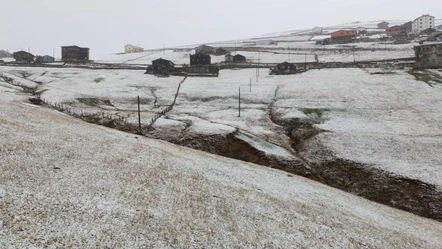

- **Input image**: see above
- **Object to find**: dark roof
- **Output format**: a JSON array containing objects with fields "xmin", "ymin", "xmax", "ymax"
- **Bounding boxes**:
[
  {"xmin": 277, "ymin": 61, "xmax": 295, "ymax": 66},
  {"xmin": 152, "ymin": 58, "xmax": 175, "ymax": 65},
  {"xmin": 196, "ymin": 44, "xmax": 214, "ymax": 49},
  {"xmin": 13, "ymin": 51, "xmax": 35, "ymax": 57},
  {"xmin": 61, "ymin": 45, "xmax": 90, "ymax": 50},
  {"xmin": 413, "ymin": 15, "xmax": 435, "ymax": 22}
]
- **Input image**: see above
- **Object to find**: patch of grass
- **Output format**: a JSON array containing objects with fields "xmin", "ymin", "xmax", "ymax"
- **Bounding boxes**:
[
  {"xmin": 94, "ymin": 77, "xmax": 105, "ymax": 83},
  {"xmin": 299, "ymin": 108, "xmax": 330, "ymax": 120},
  {"xmin": 77, "ymin": 98, "xmax": 114, "ymax": 107},
  {"xmin": 408, "ymin": 70, "xmax": 442, "ymax": 85}
]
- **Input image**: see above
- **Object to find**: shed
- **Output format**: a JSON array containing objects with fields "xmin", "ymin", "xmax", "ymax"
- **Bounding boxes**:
[
  {"xmin": 271, "ymin": 62, "xmax": 297, "ymax": 75},
  {"xmin": 225, "ymin": 54, "xmax": 234, "ymax": 62},
  {"xmin": 42, "ymin": 55, "xmax": 55, "ymax": 63}
]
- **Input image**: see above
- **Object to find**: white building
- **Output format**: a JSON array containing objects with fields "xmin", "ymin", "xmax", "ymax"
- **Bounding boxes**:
[
  {"xmin": 312, "ymin": 27, "xmax": 323, "ymax": 35},
  {"xmin": 412, "ymin": 14, "xmax": 435, "ymax": 34},
  {"xmin": 124, "ymin": 44, "xmax": 144, "ymax": 54}
]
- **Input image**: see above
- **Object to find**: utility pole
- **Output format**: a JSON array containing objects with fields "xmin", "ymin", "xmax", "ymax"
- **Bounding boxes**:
[
  {"xmin": 256, "ymin": 50, "xmax": 260, "ymax": 82},
  {"xmin": 305, "ymin": 53, "xmax": 307, "ymax": 70},
  {"xmin": 288, "ymin": 43, "xmax": 291, "ymax": 61},
  {"xmin": 353, "ymin": 49, "xmax": 356, "ymax": 64},
  {"xmin": 137, "ymin": 96, "xmax": 142, "ymax": 134},
  {"xmin": 238, "ymin": 87, "xmax": 241, "ymax": 117}
]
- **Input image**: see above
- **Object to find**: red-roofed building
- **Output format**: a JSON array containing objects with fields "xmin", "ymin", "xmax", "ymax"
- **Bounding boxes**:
[{"xmin": 331, "ymin": 30, "xmax": 357, "ymax": 43}]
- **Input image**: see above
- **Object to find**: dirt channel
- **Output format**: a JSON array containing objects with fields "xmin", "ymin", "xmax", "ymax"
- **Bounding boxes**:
[{"xmin": 28, "ymin": 97, "xmax": 442, "ymax": 223}]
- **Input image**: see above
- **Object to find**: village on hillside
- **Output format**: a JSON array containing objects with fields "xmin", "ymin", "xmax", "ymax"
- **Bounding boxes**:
[{"xmin": 1, "ymin": 14, "xmax": 441, "ymax": 76}]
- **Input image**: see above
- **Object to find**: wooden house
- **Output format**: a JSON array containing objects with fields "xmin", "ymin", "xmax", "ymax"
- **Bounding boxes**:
[
  {"xmin": 146, "ymin": 58, "xmax": 175, "ymax": 76},
  {"xmin": 195, "ymin": 45, "xmax": 215, "ymax": 54},
  {"xmin": 190, "ymin": 53, "xmax": 211, "ymax": 66},
  {"xmin": 13, "ymin": 51, "xmax": 35, "ymax": 63},
  {"xmin": 233, "ymin": 54, "xmax": 246, "ymax": 62},
  {"xmin": 225, "ymin": 54, "xmax": 234, "ymax": 62},
  {"xmin": 271, "ymin": 62, "xmax": 297, "ymax": 75},
  {"xmin": 403, "ymin": 21, "xmax": 413, "ymax": 33},
  {"xmin": 331, "ymin": 30, "xmax": 357, "ymax": 43},
  {"xmin": 387, "ymin": 25, "xmax": 405, "ymax": 36},
  {"xmin": 61, "ymin": 45, "xmax": 90, "ymax": 63},
  {"xmin": 214, "ymin": 47, "xmax": 229, "ymax": 56},
  {"xmin": 225, "ymin": 54, "xmax": 247, "ymax": 63},
  {"xmin": 377, "ymin": 21, "xmax": 389, "ymax": 29},
  {"xmin": 428, "ymin": 32, "xmax": 442, "ymax": 42}
]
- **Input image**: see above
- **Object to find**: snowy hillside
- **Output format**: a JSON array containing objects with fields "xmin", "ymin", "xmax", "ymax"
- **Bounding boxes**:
[
  {"xmin": 1, "ymin": 85, "xmax": 442, "ymax": 248},
  {"xmin": 2, "ymin": 66, "xmax": 442, "ymax": 192},
  {"xmin": 94, "ymin": 18, "xmax": 431, "ymax": 65}
]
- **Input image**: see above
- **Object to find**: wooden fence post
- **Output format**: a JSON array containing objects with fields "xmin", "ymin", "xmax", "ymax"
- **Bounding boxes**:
[{"xmin": 137, "ymin": 96, "xmax": 142, "ymax": 134}]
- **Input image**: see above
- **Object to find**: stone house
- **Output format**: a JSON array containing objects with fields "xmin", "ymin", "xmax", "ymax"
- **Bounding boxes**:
[{"xmin": 414, "ymin": 42, "xmax": 442, "ymax": 69}]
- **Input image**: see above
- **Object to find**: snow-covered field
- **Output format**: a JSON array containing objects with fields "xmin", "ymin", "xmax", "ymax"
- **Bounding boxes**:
[
  {"xmin": 94, "ymin": 41, "xmax": 416, "ymax": 65},
  {"xmin": 95, "ymin": 49, "xmax": 226, "ymax": 66},
  {"xmin": 2, "ymin": 66, "xmax": 442, "ymax": 191},
  {"xmin": 2, "ymin": 81, "xmax": 442, "ymax": 248}
]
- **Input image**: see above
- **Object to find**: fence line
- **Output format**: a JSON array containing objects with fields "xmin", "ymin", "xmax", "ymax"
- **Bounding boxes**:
[
  {"xmin": 38, "ymin": 96, "xmax": 132, "ymax": 130},
  {"xmin": 146, "ymin": 75, "xmax": 187, "ymax": 129}
]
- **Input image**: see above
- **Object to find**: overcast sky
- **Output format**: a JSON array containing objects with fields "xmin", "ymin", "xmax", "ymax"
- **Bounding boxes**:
[{"xmin": 1, "ymin": 0, "xmax": 441, "ymax": 57}]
